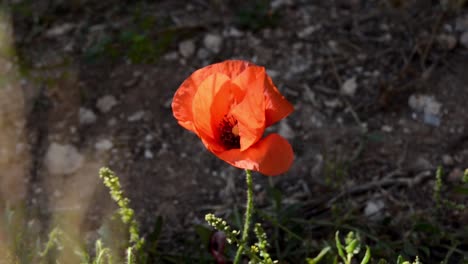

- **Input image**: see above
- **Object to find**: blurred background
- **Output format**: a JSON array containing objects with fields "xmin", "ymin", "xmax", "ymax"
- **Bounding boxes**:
[{"xmin": 0, "ymin": 0, "xmax": 468, "ymax": 263}]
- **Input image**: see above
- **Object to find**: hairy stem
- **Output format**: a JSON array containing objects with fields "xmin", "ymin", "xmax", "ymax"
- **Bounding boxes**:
[{"xmin": 233, "ymin": 169, "xmax": 254, "ymax": 264}]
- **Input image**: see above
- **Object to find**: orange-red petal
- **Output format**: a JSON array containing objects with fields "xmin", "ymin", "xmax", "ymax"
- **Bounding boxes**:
[
  {"xmin": 217, "ymin": 133, "xmax": 294, "ymax": 176},
  {"xmin": 210, "ymin": 81, "xmax": 243, "ymax": 139},
  {"xmin": 192, "ymin": 73, "xmax": 230, "ymax": 152},
  {"xmin": 231, "ymin": 66, "xmax": 266, "ymax": 150},
  {"xmin": 172, "ymin": 60, "xmax": 253, "ymax": 131},
  {"xmin": 264, "ymin": 76, "xmax": 294, "ymax": 126}
]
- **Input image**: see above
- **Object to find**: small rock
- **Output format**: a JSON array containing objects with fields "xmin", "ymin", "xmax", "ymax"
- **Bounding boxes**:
[
  {"xmin": 364, "ymin": 199, "xmax": 385, "ymax": 220},
  {"xmin": 437, "ymin": 34, "xmax": 457, "ymax": 50},
  {"xmin": 124, "ymin": 78, "xmax": 139, "ymax": 87},
  {"xmin": 323, "ymin": 98, "xmax": 342, "ymax": 108},
  {"xmin": 448, "ymin": 167, "xmax": 464, "ymax": 183},
  {"xmin": 224, "ymin": 27, "xmax": 244, "ymax": 38},
  {"xmin": 178, "ymin": 39, "xmax": 196, "ymax": 58},
  {"xmin": 163, "ymin": 51, "xmax": 178, "ymax": 61},
  {"xmin": 79, "ymin": 107, "xmax": 97, "ymax": 125},
  {"xmin": 460, "ymin": 31, "xmax": 468, "ymax": 49},
  {"xmin": 203, "ymin": 34, "xmax": 223, "ymax": 54},
  {"xmin": 96, "ymin": 95, "xmax": 118, "ymax": 113},
  {"xmin": 53, "ymin": 190, "xmax": 62, "ymax": 198},
  {"xmin": 197, "ymin": 48, "xmax": 210, "ymax": 60},
  {"xmin": 408, "ymin": 94, "xmax": 442, "ymax": 126},
  {"xmin": 107, "ymin": 118, "xmax": 117, "ymax": 127},
  {"xmin": 144, "ymin": 149, "xmax": 154, "ymax": 159},
  {"xmin": 270, "ymin": 0, "xmax": 293, "ymax": 10},
  {"xmin": 442, "ymin": 154, "xmax": 454, "ymax": 166},
  {"xmin": 381, "ymin": 125, "xmax": 393, "ymax": 133},
  {"xmin": 278, "ymin": 120, "xmax": 295, "ymax": 140},
  {"xmin": 423, "ymin": 114, "xmax": 441, "ymax": 127},
  {"xmin": 340, "ymin": 77, "xmax": 358, "ymax": 96},
  {"xmin": 128, "ymin": 111, "xmax": 145, "ymax": 122},
  {"xmin": 95, "ymin": 139, "xmax": 113, "ymax": 151},
  {"xmin": 297, "ymin": 25, "xmax": 320, "ymax": 38},
  {"xmin": 45, "ymin": 143, "xmax": 84, "ymax": 175},
  {"xmin": 410, "ymin": 156, "xmax": 432, "ymax": 171},
  {"xmin": 45, "ymin": 23, "xmax": 75, "ymax": 37},
  {"xmin": 266, "ymin": 69, "xmax": 279, "ymax": 79},
  {"xmin": 145, "ymin": 134, "xmax": 153, "ymax": 141}
]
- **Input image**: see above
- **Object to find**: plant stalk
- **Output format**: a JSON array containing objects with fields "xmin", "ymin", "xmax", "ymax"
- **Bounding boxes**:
[{"xmin": 233, "ymin": 169, "xmax": 254, "ymax": 264}]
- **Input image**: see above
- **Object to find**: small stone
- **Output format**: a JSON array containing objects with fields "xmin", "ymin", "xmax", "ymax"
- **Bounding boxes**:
[
  {"xmin": 408, "ymin": 94, "xmax": 442, "ymax": 126},
  {"xmin": 197, "ymin": 48, "xmax": 210, "ymax": 60},
  {"xmin": 270, "ymin": 0, "xmax": 293, "ymax": 9},
  {"xmin": 340, "ymin": 77, "xmax": 358, "ymax": 96},
  {"xmin": 381, "ymin": 125, "xmax": 393, "ymax": 132},
  {"xmin": 278, "ymin": 120, "xmax": 295, "ymax": 140},
  {"xmin": 163, "ymin": 51, "xmax": 178, "ymax": 61},
  {"xmin": 297, "ymin": 25, "xmax": 320, "ymax": 38},
  {"xmin": 323, "ymin": 98, "xmax": 342, "ymax": 108},
  {"xmin": 410, "ymin": 156, "xmax": 432, "ymax": 171},
  {"xmin": 96, "ymin": 95, "xmax": 118, "ymax": 113},
  {"xmin": 460, "ymin": 31, "xmax": 468, "ymax": 49},
  {"xmin": 128, "ymin": 111, "xmax": 145, "ymax": 122},
  {"xmin": 107, "ymin": 118, "xmax": 117, "ymax": 127},
  {"xmin": 144, "ymin": 149, "xmax": 153, "ymax": 159},
  {"xmin": 442, "ymin": 154, "xmax": 454, "ymax": 166},
  {"xmin": 45, "ymin": 23, "xmax": 75, "ymax": 37},
  {"xmin": 178, "ymin": 39, "xmax": 196, "ymax": 58},
  {"xmin": 437, "ymin": 34, "xmax": 457, "ymax": 50},
  {"xmin": 45, "ymin": 143, "xmax": 84, "ymax": 175},
  {"xmin": 53, "ymin": 190, "xmax": 62, "ymax": 198},
  {"xmin": 224, "ymin": 27, "xmax": 243, "ymax": 38},
  {"xmin": 79, "ymin": 107, "xmax": 97, "ymax": 125},
  {"xmin": 423, "ymin": 113, "xmax": 441, "ymax": 127},
  {"xmin": 95, "ymin": 139, "xmax": 113, "ymax": 151},
  {"xmin": 364, "ymin": 199, "xmax": 385, "ymax": 220},
  {"xmin": 203, "ymin": 34, "xmax": 223, "ymax": 54},
  {"xmin": 448, "ymin": 167, "xmax": 464, "ymax": 183}
]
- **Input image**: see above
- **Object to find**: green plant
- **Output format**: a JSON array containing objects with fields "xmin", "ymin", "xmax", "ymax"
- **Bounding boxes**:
[
  {"xmin": 99, "ymin": 167, "xmax": 145, "ymax": 263},
  {"xmin": 433, "ymin": 166, "xmax": 466, "ymax": 210}
]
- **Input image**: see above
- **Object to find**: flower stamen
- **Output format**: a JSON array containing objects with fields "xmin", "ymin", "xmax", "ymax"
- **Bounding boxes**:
[{"xmin": 219, "ymin": 115, "xmax": 240, "ymax": 149}]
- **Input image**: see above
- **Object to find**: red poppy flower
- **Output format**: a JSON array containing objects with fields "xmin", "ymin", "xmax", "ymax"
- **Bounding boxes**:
[{"xmin": 172, "ymin": 60, "xmax": 294, "ymax": 176}]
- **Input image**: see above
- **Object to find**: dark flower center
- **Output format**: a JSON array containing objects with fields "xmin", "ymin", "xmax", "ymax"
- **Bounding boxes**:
[{"xmin": 219, "ymin": 115, "xmax": 240, "ymax": 149}]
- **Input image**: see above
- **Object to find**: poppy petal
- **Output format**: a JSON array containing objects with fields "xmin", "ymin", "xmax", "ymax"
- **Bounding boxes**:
[
  {"xmin": 210, "ymin": 81, "xmax": 244, "ymax": 141},
  {"xmin": 172, "ymin": 69, "xmax": 214, "ymax": 131},
  {"xmin": 192, "ymin": 73, "xmax": 230, "ymax": 148},
  {"xmin": 217, "ymin": 134, "xmax": 294, "ymax": 176},
  {"xmin": 172, "ymin": 61, "xmax": 253, "ymax": 131},
  {"xmin": 231, "ymin": 67, "xmax": 266, "ymax": 151},
  {"xmin": 264, "ymin": 76, "xmax": 294, "ymax": 126}
]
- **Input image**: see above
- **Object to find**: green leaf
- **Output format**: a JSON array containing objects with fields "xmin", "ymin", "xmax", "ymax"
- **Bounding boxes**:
[
  {"xmin": 396, "ymin": 255, "xmax": 405, "ymax": 264},
  {"xmin": 306, "ymin": 246, "xmax": 331, "ymax": 264},
  {"xmin": 360, "ymin": 246, "xmax": 371, "ymax": 264},
  {"xmin": 335, "ymin": 231, "xmax": 346, "ymax": 260},
  {"xmin": 345, "ymin": 239, "xmax": 359, "ymax": 255}
]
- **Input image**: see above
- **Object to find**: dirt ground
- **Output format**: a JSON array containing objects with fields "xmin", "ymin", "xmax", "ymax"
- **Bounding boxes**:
[{"xmin": 1, "ymin": 0, "xmax": 468, "ymax": 261}]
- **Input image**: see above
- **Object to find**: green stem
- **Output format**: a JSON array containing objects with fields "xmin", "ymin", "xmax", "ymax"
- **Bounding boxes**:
[{"xmin": 233, "ymin": 169, "xmax": 254, "ymax": 264}]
